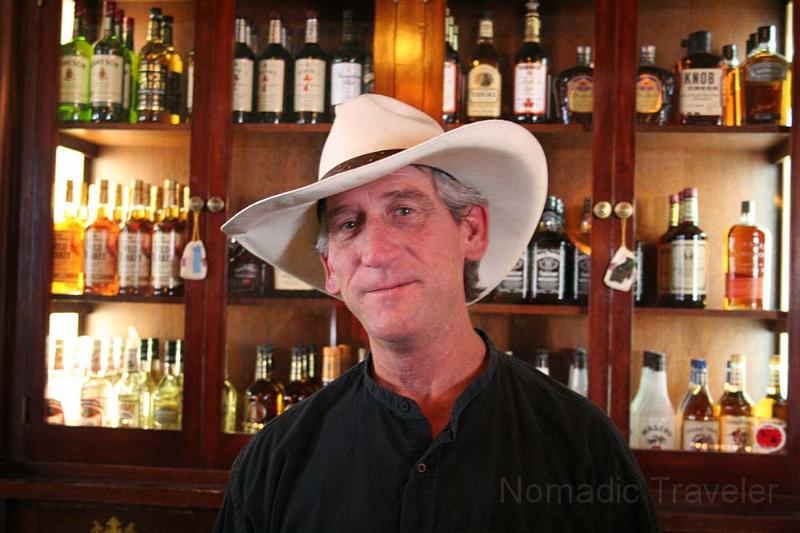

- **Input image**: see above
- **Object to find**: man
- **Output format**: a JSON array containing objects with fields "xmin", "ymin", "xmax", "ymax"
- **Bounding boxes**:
[{"xmin": 215, "ymin": 95, "xmax": 660, "ymax": 532}]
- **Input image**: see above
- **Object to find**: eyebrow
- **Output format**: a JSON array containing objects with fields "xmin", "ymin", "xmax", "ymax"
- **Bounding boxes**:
[{"xmin": 325, "ymin": 188, "xmax": 436, "ymax": 224}]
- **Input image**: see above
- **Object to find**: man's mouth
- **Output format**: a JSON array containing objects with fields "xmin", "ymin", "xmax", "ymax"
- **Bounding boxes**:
[{"xmin": 364, "ymin": 281, "xmax": 417, "ymax": 294}]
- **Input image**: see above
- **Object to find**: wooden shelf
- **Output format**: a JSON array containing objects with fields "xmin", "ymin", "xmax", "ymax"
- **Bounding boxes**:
[
  {"xmin": 51, "ymin": 294, "xmax": 184, "ymax": 305},
  {"xmin": 233, "ymin": 123, "xmax": 332, "ymax": 134},
  {"xmin": 59, "ymin": 123, "xmax": 190, "ymax": 149},
  {"xmin": 470, "ymin": 303, "xmax": 586, "ymax": 315},
  {"xmin": 227, "ymin": 294, "xmax": 336, "ymax": 307},
  {"xmin": 635, "ymin": 307, "xmax": 787, "ymax": 332},
  {"xmin": 637, "ymin": 124, "xmax": 790, "ymax": 154}
]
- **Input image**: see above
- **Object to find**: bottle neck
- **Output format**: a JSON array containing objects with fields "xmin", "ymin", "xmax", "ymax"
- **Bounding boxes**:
[
  {"xmin": 523, "ymin": 12, "xmax": 540, "ymax": 43},
  {"xmin": 125, "ymin": 22, "xmax": 134, "ymax": 50},
  {"xmin": 478, "ymin": 19, "xmax": 493, "ymax": 42},
  {"xmin": 73, "ymin": 7, "xmax": 84, "ymax": 40},
  {"xmin": 681, "ymin": 196, "xmax": 698, "ymax": 225},
  {"xmin": 767, "ymin": 362, "xmax": 782, "ymax": 397},
  {"xmin": 268, "ymin": 19, "xmax": 282, "ymax": 45},
  {"xmin": 305, "ymin": 18, "xmax": 319, "ymax": 44},
  {"xmin": 669, "ymin": 199, "xmax": 680, "ymax": 228},
  {"xmin": 164, "ymin": 24, "xmax": 174, "ymax": 47},
  {"xmin": 102, "ymin": 10, "xmax": 114, "ymax": 40},
  {"xmin": 640, "ymin": 52, "xmax": 655, "ymax": 66},
  {"xmin": 147, "ymin": 18, "xmax": 162, "ymax": 43},
  {"xmin": 124, "ymin": 347, "xmax": 139, "ymax": 373},
  {"xmin": 537, "ymin": 211, "xmax": 564, "ymax": 233},
  {"xmin": 739, "ymin": 208, "xmax": 755, "ymax": 226},
  {"xmin": 341, "ymin": 16, "xmax": 354, "ymax": 43},
  {"xmin": 235, "ymin": 20, "xmax": 247, "ymax": 45},
  {"xmin": 690, "ymin": 367, "xmax": 708, "ymax": 387},
  {"xmin": 728, "ymin": 363, "xmax": 745, "ymax": 392}
]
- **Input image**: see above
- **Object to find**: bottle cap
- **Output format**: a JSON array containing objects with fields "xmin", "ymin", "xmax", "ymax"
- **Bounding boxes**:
[
  {"xmin": 149, "ymin": 7, "xmax": 162, "ymax": 18},
  {"xmin": 769, "ymin": 354, "xmax": 781, "ymax": 365},
  {"xmin": 644, "ymin": 350, "xmax": 665, "ymax": 370},
  {"xmin": 757, "ymin": 25, "xmax": 776, "ymax": 44},
  {"xmin": 722, "ymin": 44, "xmax": 737, "ymax": 61},
  {"xmin": 682, "ymin": 187, "xmax": 698, "ymax": 198},
  {"xmin": 730, "ymin": 353, "xmax": 746, "ymax": 365},
  {"xmin": 573, "ymin": 348, "xmax": 587, "ymax": 365},
  {"xmin": 165, "ymin": 340, "xmax": 178, "ymax": 363},
  {"xmin": 690, "ymin": 31, "xmax": 712, "ymax": 53},
  {"xmin": 640, "ymin": 45, "xmax": 656, "ymax": 63},
  {"xmin": 690, "ymin": 358, "xmax": 707, "ymax": 370},
  {"xmin": 741, "ymin": 200, "xmax": 754, "ymax": 216}
]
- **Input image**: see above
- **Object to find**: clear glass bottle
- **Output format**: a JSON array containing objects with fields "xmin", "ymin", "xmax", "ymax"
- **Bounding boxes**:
[
  {"xmin": 722, "ymin": 44, "xmax": 742, "ymax": 127},
  {"xmin": 466, "ymin": 11, "xmax": 502, "ymax": 121},
  {"xmin": 118, "ymin": 180, "xmax": 153, "ymax": 295},
  {"xmin": 442, "ymin": 9, "xmax": 462, "ymax": 124},
  {"xmin": 233, "ymin": 17, "xmax": 255, "ymax": 123},
  {"xmin": 724, "ymin": 200, "xmax": 769, "ymax": 310},
  {"xmin": 330, "ymin": 10, "xmax": 364, "ymax": 112},
  {"xmin": 152, "ymin": 340, "xmax": 183, "ymax": 430},
  {"xmin": 567, "ymin": 348, "xmax": 588, "ymax": 397},
  {"xmin": 742, "ymin": 25, "xmax": 792, "ymax": 125},
  {"xmin": 753, "ymin": 355, "xmax": 787, "ymax": 454},
  {"xmin": 718, "ymin": 354, "xmax": 754, "ymax": 453},
  {"xmin": 137, "ymin": 7, "xmax": 170, "ymax": 123},
  {"xmin": 636, "ymin": 45, "xmax": 674, "ymax": 126},
  {"xmin": 529, "ymin": 196, "xmax": 574, "ymax": 304},
  {"xmin": 243, "ymin": 344, "xmax": 285, "ymax": 433},
  {"xmin": 84, "ymin": 179, "xmax": 120, "ymax": 296},
  {"xmin": 632, "ymin": 350, "xmax": 676, "ymax": 450},
  {"xmin": 669, "ymin": 187, "xmax": 707, "ymax": 308},
  {"xmin": 256, "ymin": 13, "xmax": 293, "ymax": 124},
  {"xmin": 90, "ymin": 1, "xmax": 125, "ymax": 122},
  {"xmin": 294, "ymin": 11, "xmax": 329, "ymax": 124},
  {"xmin": 513, "ymin": 1, "xmax": 548, "ymax": 123},
  {"xmin": 80, "ymin": 339, "xmax": 116, "ymax": 427},
  {"xmin": 52, "ymin": 180, "xmax": 85, "ymax": 295},
  {"xmin": 676, "ymin": 31, "xmax": 725, "ymax": 125},
  {"xmin": 115, "ymin": 338, "xmax": 144, "ymax": 428},
  {"xmin": 162, "ymin": 15, "xmax": 183, "ymax": 125},
  {"xmin": 135, "ymin": 338, "xmax": 159, "ymax": 429},
  {"xmin": 555, "ymin": 46, "xmax": 593, "ymax": 125},
  {"xmin": 680, "ymin": 359, "xmax": 718, "ymax": 451},
  {"xmin": 59, "ymin": 0, "xmax": 92, "ymax": 122}
]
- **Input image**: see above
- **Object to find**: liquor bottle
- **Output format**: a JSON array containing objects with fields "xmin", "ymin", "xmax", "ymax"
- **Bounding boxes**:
[
  {"xmin": 676, "ymin": 31, "xmax": 725, "ymax": 125},
  {"xmin": 228, "ymin": 237, "xmax": 268, "ymax": 294},
  {"xmin": 148, "ymin": 184, "xmax": 161, "ymax": 223},
  {"xmin": 322, "ymin": 346, "xmax": 337, "ymax": 385},
  {"xmin": 513, "ymin": 2, "xmax": 548, "ymax": 123},
  {"xmin": 114, "ymin": 8, "xmax": 131, "ymax": 122},
  {"xmin": 742, "ymin": 25, "xmax": 791, "ymax": 126},
  {"xmin": 656, "ymin": 193, "xmax": 680, "ymax": 306},
  {"xmin": 572, "ymin": 197, "xmax": 592, "ymax": 304},
  {"xmin": 555, "ymin": 46, "xmax": 593, "ymax": 125},
  {"xmin": 629, "ymin": 351, "xmax": 653, "ymax": 446},
  {"xmin": 529, "ymin": 196, "xmax": 574, "ymax": 304},
  {"xmin": 284, "ymin": 348, "xmax": 310, "ymax": 410},
  {"xmin": 753, "ymin": 355, "xmax": 788, "ymax": 454},
  {"xmin": 152, "ymin": 340, "xmax": 183, "ymax": 430},
  {"xmin": 632, "ymin": 350, "xmax": 676, "ymax": 450},
  {"xmin": 233, "ymin": 17, "xmax": 255, "ymax": 123},
  {"xmin": 123, "ymin": 15, "xmax": 137, "ymax": 123},
  {"xmin": 724, "ymin": 200, "xmax": 768, "ymax": 310},
  {"xmin": 718, "ymin": 354, "xmax": 754, "ymax": 452},
  {"xmin": 84, "ymin": 179, "xmax": 120, "ymax": 296},
  {"xmin": 45, "ymin": 339, "xmax": 68, "ymax": 424},
  {"xmin": 59, "ymin": 0, "xmax": 92, "ymax": 122},
  {"xmin": 91, "ymin": 1, "xmax": 125, "ymax": 122},
  {"xmin": 112, "ymin": 183, "xmax": 125, "ymax": 224},
  {"xmin": 256, "ymin": 13, "xmax": 293, "ymax": 124},
  {"xmin": 118, "ymin": 180, "xmax": 153, "ymax": 295},
  {"xmin": 567, "ymin": 348, "xmax": 588, "ymax": 397},
  {"xmin": 80, "ymin": 339, "xmax": 116, "ymax": 427},
  {"xmin": 151, "ymin": 180, "xmax": 185, "ymax": 296},
  {"xmin": 636, "ymin": 45, "xmax": 674, "ymax": 126},
  {"xmin": 52, "ymin": 180, "xmax": 85, "ymax": 295},
  {"xmin": 135, "ymin": 338, "xmax": 158, "ymax": 429},
  {"xmin": 330, "ymin": 10, "xmax": 364, "ymax": 112},
  {"xmin": 137, "ymin": 8, "xmax": 170, "ymax": 123},
  {"xmin": 221, "ymin": 372, "xmax": 238, "ymax": 433},
  {"xmin": 442, "ymin": 9, "xmax": 461, "ymax": 123},
  {"xmin": 305, "ymin": 345, "xmax": 322, "ymax": 391},
  {"xmin": 243, "ymin": 345, "xmax": 285, "ymax": 433},
  {"xmin": 186, "ymin": 50, "xmax": 195, "ymax": 121},
  {"xmin": 162, "ymin": 15, "xmax": 183, "ymax": 125},
  {"xmin": 722, "ymin": 44, "xmax": 742, "ymax": 127},
  {"xmin": 363, "ymin": 40, "xmax": 375, "ymax": 95},
  {"xmin": 534, "ymin": 348, "xmax": 549, "ymax": 375},
  {"xmin": 294, "ymin": 11, "xmax": 329, "ymax": 124},
  {"xmin": 115, "ymin": 338, "xmax": 143, "ymax": 428},
  {"xmin": 488, "ymin": 246, "xmax": 528, "ymax": 303},
  {"xmin": 466, "ymin": 11, "xmax": 501, "ymax": 121},
  {"xmin": 746, "ymin": 33, "xmax": 757, "ymax": 57},
  {"xmin": 681, "ymin": 359, "xmax": 718, "ymax": 451},
  {"xmin": 669, "ymin": 188, "xmax": 707, "ymax": 308}
]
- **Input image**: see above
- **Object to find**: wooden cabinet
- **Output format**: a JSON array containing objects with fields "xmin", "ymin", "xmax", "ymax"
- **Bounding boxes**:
[{"xmin": 1, "ymin": 0, "xmax": 799, "ymax": 531}]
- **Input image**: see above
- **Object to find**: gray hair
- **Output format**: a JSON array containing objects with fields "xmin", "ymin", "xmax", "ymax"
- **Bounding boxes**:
[{"xmin": 315, "ymin": 165, "xmax": 488, "ymax": 302}]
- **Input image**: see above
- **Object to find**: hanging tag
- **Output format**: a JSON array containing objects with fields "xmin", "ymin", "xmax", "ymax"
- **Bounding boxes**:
[
  {"xmin": 603, "ymin": 212, "xmax": 636, "ymax": 292},
  {"xmin": 181, "ymin": 210, "xmax": 207, "ymax": 280}
]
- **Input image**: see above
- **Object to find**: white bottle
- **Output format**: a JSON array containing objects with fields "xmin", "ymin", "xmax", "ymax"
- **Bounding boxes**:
[
  {"xmin": 567, "ymin": 348, "xmax": 588, "ymax": 396},
  {"xmin": 633, "ymin": 350, "xmax": 677, "ymax": 450},
  {"xmin": 629, "ymin": 351, "xmax": 653, "ymax": 446}
]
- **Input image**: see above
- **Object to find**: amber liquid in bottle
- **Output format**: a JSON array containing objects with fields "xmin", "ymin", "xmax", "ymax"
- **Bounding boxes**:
[
  {"xmin": 284, "ymin": 349, "xmax": 311, "ymax": 410},
  {"xmin": 753, "ymin": 355, "xmax": 788, "ymax": 454},
  {"xmin": 724, "ymin": 200, "xmax": 768, "ymax": 310},
  {"xmin": 243, "ymin": 345, "xmax": 285, "ymax": 433},
  {"xmin": 466, "ymin": 12, "xmax": 502, "ymax": 121},
  {"xmin": 636, "ymin": 45, "xmax": 674, "ymax": 126},
  {"xmin": 118, "ymin": 180, "xmax": 153, "ymax": 295},
  {"xmin": 722, "ymin": 44, "xmax": 742, "ymax": 126},
  {"xmin": 52, "ymin": 180, "xmax": 85, "ymax": 295},
  {"xmin": 84, "ymin": 179, "xmax": 120, "ymax": 295},
  {"xmin": 555, "ymin": 46, "xmax": 593, "ymax": 125},
  {"xmin": 717, "ymin": 354, "xmax": 754, "ymax": 453},
  {"xmin": 743, "ymin": 25, "xmax": 791, "ymax": 125},
  {"xmin": 151, "ymin": 180, "xmax": 185, "ymax": 296},
  {"xmin": 676, "ymin": 31, "xmax": 725, "ymax": 126},
  {"xmin": 681, "ymin": 359, "xmax": 718, "ymax": 451}
]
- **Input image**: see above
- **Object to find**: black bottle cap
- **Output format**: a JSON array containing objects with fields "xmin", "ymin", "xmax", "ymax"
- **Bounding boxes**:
[
  {"xmin": 149, "ymin": 7, "xmax": 162, "ymax": 18},
  {"xmin": 757, "ymin": 25, "xmax": 776, "ymax": 44},
  {"xmin": 644, "ymin": 350, "xmax": 665, "ymax": 371},
  {"xmin": 165, "ymin": 340, "xmax": 178, "ymax": 364},
  {"xmin": 722, "ymin": 44, "xmax": 737, "ymax": 61},
  {"xmin": 746, "ymin": 34, "xmax": 756, "ymax": 55},
  {"xmin": 690, "ymin": 31, "xmax": 712, "ymax": 54},
  {"xmin": 573, "ymin": 348, "xmax": 587, "ymax": 365}
]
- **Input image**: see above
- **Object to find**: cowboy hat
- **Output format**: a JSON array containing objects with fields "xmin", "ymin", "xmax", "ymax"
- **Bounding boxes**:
[{"xmin": 221, "ymin": 94, "xmax": 548, "ymax": 304}]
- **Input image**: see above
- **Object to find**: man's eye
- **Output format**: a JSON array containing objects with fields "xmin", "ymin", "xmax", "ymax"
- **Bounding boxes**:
[
  {"xmin": 396, "ymin": 207, "xmax": 414, "ymax": 216},
  {"xmin": 338, "ymin": 220, "xmax": 357, "ymax": 231}
]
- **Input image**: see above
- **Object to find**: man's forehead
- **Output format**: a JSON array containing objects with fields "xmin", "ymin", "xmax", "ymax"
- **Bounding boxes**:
[{"xmin": 324, "ymin": 166, "xmax": 436, "ymax": 208}]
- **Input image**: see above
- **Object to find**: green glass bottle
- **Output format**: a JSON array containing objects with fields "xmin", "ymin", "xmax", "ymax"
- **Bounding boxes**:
[
  {"xmin": 58, "ymin": 0, "xmax": 92, "ymax": 122},
  {"xmin": 123, "ymin": 14, "xmax": 138, "ymax": 123}
]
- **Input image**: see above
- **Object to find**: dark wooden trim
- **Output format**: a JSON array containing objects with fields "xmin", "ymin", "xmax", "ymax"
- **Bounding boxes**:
[
  {"xmin": 374, "ymin": 0, "xmax": 397, "ymax": 98},
  {"xmin": 57, "ymin": 132, "xmax": 100, "ymax": 158}
]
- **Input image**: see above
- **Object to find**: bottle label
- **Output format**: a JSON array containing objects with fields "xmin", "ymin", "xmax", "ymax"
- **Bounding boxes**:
[
  {"xmin": 574, "ymin": 250, "xmax": 590, "ymax": 297},
  {"xmin": 746, "ymin": 62, "xmax": 788, "ymax": 83},
  {"xmin": 443, "ymin": 61, "xmax": 458, "ymax": 114},
  {"xmin": 274, "ymin": 268, "xmax": 314, "ymax": 291},
  {"xmin": 118, "ymin": 230, "xmax": 152, "ymax": 289},
  {"xmin": 656, "ymin": 242, "xmax": 671, "ymax": 297},
  {"xmin": 305, "ymin": 19, "xmax": 318, "ymax": 44},
  {"xmin": 682, "ymin": 419, "xmax": 719, "ymax": 451},
  {"xmin": 719, "ymin": 415, "xmax": 753, "ymax": 452},
  {"xmin": 638, "ymin": 417, "xmax": 676, "ymax": 450},
  {"xmin": 679, "ymin": 68, "xmax": 723, "ymax": 116},
  {"xmin": 117, "ymin": 397, "xmax": 140, "ymax": 427},
  {"xmin": 670, "ymin": 240, "xmax": 707, "ymax": 295},
  {"xmin": 52, "ymin": 227, "xmax": 83, "ymax": 283},
  {"xmin": 566, "ymin": 74, "xmax": 593, "ymax": 113},
  {"xmin": 514, "ymin": 63, "xmax": 547, "ymax": 115},
  {"xmin": 138, "ymin": 61, "xmax": 167, "ymax": 112},
  {"xmin": 753, "ymin": 418, "xmax": 787, "ymax": 454},
  {"xmin": 123, "ymin": 61, "xmax": 131, "ymax": 111},
  {"xmin": 494, "ymin": 251, "xmax": 527, "ymax": 297},
  {"xmin": 46, "ymin": 398, "xmax": 65, "ymax": 425},
  {"xmin": 245, "ymin": 400, "xmax": 268, "ymax": 425},
  {"xmin": 154, "ymin": 406, "xmax": 179, "ymax": 426},
  {"xmin": 80, "ymin": 398, "xmax": 106, "ymax": 426},
  {"xmin": 187, "ymin": 62, "xmax": 195, "ymax": 112},
  {"xmin": 232, "ymin": 262, "xmax": 262, "ymax": 293},
  {"xmin": 60, "ymin": 55, "xmax": 90, "ymax": 105},
  {"xmin": 84, "ymin": 229, "xmax": 117, "ymax": 285},
  {"xmin": 152, "ymin": 231, "xmax": 183, "ymax": 290},
  {"xmin": 532, "ymin": 247, "xmax": 563, "ymax": 295},
  {"xmin": 166, "ymin": 70, "xmax": 182, "ymax": 116},
  {"xmin": 479, "ymin": 20, "xmax": 493, "ymax": 39},
  {"xmin": 636, "ymin": 73, "xmax": 663, "ymax": 113},
  {"xmin": 467, "ymin": 64, "xmax": 501, "ymax": 118},
  {"xmin": 294, "ymin": 58, "xmax": 326, "ymax": 113},
  {"xmin": 331, "ymin": 62, "xmax": 362, "ymax": 107},
  {"xmin": 258, "ymin": 59, "xmax": 285, "ymax": 113},
  {"xmin": 726, "ymin": 275, "xmax": 764, "ymax": 303},
  {"xmin": 233, "ymin": 58, "xmax": 254, "ymax": 112},
  {"xmin": 91, "ymin": 55, "xmax": 124, "ymax": 105}
]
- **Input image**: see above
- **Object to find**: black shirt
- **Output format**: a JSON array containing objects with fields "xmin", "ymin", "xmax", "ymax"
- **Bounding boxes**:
[{"xmin": 214, "ymin": 330, "xmax": 660, "ymax": 532}]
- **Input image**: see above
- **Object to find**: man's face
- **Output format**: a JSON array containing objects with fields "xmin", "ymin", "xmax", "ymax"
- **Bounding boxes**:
[{"xmin": 319, "ymin": 166, "xmax": 488, "ymax": 344}]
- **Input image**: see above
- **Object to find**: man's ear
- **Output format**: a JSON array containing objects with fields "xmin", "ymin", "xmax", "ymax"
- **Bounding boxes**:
[
  {"xmin": 320, "ymin": 253, "xmax": 342, "ymax": 296},
  {"xmin": 461, "ymin": 204, "xmax": 490, "ymax": 262}
]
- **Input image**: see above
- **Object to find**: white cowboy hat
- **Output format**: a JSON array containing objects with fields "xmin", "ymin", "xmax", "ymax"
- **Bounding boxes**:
[{"xmin": 221, "ymin": 94, "xmax": 548, "ymax": 304}]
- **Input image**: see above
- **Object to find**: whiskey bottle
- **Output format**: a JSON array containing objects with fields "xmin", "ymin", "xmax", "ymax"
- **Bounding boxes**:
[
  {"xmin": 466, "ymin": 12, "xmax": 502, "ymax": 121},
  {"xmin": 722, "ymin": 44, "xmax": 742, "ymax": 126},
  {"xmin": 114, "ymin": 338, "xmax": 144, "ymax": 428},
  {"xmin": 123, "ymin": 15, "xmax": 137, "ymax": 123},
  {"xmin": 746, "ymin": 33, "xmax": 757, "ymax": 57},
  {"xmin": 284, "ymin": 348, "xmax": 310, "ymax": 410},
  {"xmin": 91, "ymin": 1, "xmax": 126, "ymax": 122},
  {"xmin": 162, "ymin": 15, "xmax": 183, "ymax": 125},
  {"xmin": 135, "ymin": 337, "xmax": 158, "ymax": 429},
  {"xmin": 305, "ymin": 345, "xmax": 322, "ymax": 391},
  {"xmin": 330, "ymin": 10, "xmax": 364, "ymax": 112},
  {"xmin": 45, "ymin": 339, "xmax": 68, "ymax": 425},
  {"xmin": 221, "ymin": 372, "xmax": 238, "ymax": 433},
  {"xmin": 294, "ymin": 11, "xmax": 329, "ymax": 124},
  {"xmin": 84, "ymin": 179, "xmax": 120, "ymax": 296},
  {"xmin": 572, "ymin": 197, "xmax": 592, "ymax": 304},
  {"xmin": 567, "ymin": 348, "xmax": 588, "ymax": 397},
  {"xmin": 529, "ymin": 196, "xmax": 574, "ymax": 304},
  {"xmin": 52, "ymin": 180, "xmax": 85, "ymax": 295},
  {"xmin": 186, "ymin": 50, "xmax": 194, "ymax": 120},
  {"xmin": 555, "ymin": 46, "xmax": 593, "ymax": 125},
  {"xmin": 59, "ymin": 0, "xmax": 92, "ymax": 122},
  {"xmin": 442, "ymin": 9, "xmax": 461, "ymax": 124},
  {"xmin": 488, "ymin": 245, "xmax": 528, "ymax": 303},
  {"xmin": 152, "ymin": 340, "xmax": 183, "ymax": 430},
  {"xmin": 681, "ymin": 359, "xmax": 718, "ymax": 451},
  {"xmin": 256, "ymin": 13, "xmax": 293, "ymax": 124},
  {"xmin": 725, "ymin": 200, "xmax": 769, "ymax": 310},
  {"xmin": 743, "ymin": 25, "xmax": 791, "ymax": 126},
  {"xmin": 118, "ymin": 180, "xmax": 153, "ymax": 295},
  {"xmin": 656, "ymin": 193, "xmax": 680, "ymax": 306},
  {"xmin": 233, "ymin": 17, "xmax": 255, "ymax": 124},
  {"xmin": 669, "ymin": 188, "xmax": 707, "ymax": 308},
  {"xmin": 243, "ymin": 344, "xmax": 285, "ymax": 433},
  {"xmin": 718, "ymin": 354, "xmax": 754, "ymax": 452},
  {"xmin": 636, "ymin": 45, "xmax": 674, "ymax": 126},
  {"xmin": 228, "ymin": 237, "xmax": 268, "ymax": 294},
  {"xmin": 632, "ymin": 350, "xmax": 676, "ymax": 450},
  {"xmin": 115, "ymin": 9, "xmax": 131, "ymax": 121},
  {"xmin": 137, "ymin": 8, "xmax": 170, "ymax": 123},
  {"xmin": 676, "ymin": 31, "xmax": 725, "ymax": 125},
  {"xmin": 629, "ymin": 351, "xmax": 653, "ymax": 446},
  {"xmin": 322, "ymin": 346, "xmax": 339, "ymax": 385},
  {"xmin": 80, "ymin": 339, "xmax": 116, "ymax": 427},
  {"xmin": 753, "ymin": 355, "xmax": 787, "ymax": 454},
  {"xmin": 534, "ymin": 348, "xmax": 549, "ymax": 375},
  {"xmin": 513, "ymin": 1, "xmax": 548, "ymax": 123},
  {"xmin": 151, "ymin": 180, "xmax": 185, "ymax": 296}
]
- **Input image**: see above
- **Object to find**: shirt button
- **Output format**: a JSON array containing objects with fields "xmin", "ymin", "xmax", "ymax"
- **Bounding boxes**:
[{"xmin": 417, "ymin": 463, "xmax": 427, "ymax": 473}]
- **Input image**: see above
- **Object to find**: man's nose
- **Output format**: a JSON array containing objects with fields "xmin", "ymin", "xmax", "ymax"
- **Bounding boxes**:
[{"xmin": 356, "ymin": 215, "xmax": 403, "ymax": 268}]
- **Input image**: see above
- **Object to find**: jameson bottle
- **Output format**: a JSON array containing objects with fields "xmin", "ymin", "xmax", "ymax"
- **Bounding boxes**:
[
  {"xmin": 91, "ymin": 1, "xmax": 126, "ymax": 122},
  {"xmin": 718, "ymin": 354, "xmax": 754, "ymax": 453},
  {"xmin": 294, "ymin": 11, "xmax": 329, "ymax": 124},
  {"xmin": 529, "ymin": 196, "xmax": 574, "ymax": 304},
  {"xmin": 725, "ymin": 200, "xmax": 768, "ymax": 310},
  {"xmin": 135, "ymin": 337, "xmax": 159, "ymax": 429},
  {"xmin": 555, "ymin": 46, "xmax": 593, "ymax": 125},
  {"xmin": 80, "ymin": 339, "xmax": 115, "ymax": 427},
  {"xmin": 118, "ymin": 180, "xmax": 153, "ymax": 295},
  {"xmin": 636, "ymin": 45, "xmax": 674, "ymax": 126},
  {"xmin": 466, "ymin": 12, "xmax": 501, "ymax": 121},
  {"xmin": 115, "ymin": 338, "xmax": 143, "ymax": 428},
  {"xmin": 513, "ymin": 1, "xmax": 548, "ymax": 123},
  {"xmin": 137, "ymin": 8, "xmax": 170, "ymax": 123},
  {"xmin": 243, "ymin": 345, "xmax": 285, "ymax": 433},
  {"xmin": 233, "ymin": 17, "xmax": 255, "ymax": 123},
  {"xmin": 59, "ymin": 0, "xmax": 92, "ymax": 122},
  {"xmin": 669, "ymin": 188, "xmax": 706, "ymax": 308},
  {"xmin": 442, "ymin": 9, "xmax": 462, "ymax": 123},
  {"xmin": 330, "ymin": 10, "xmax": 364, "ymax": 112},
  {"xmin": 681, "ymin": 359, "xmax": 718, "ymax": 451},
  {"xmin": 632, "ymin": 350, "xmax": 676, "ymax": 450},
  {"xmin": 152, "ymin": 340, "xmax": 183, "ymax": 430},
  {"xmin": 742, "ymin": 25, "xmax": 791, "ymax": 125},
  {"xmin": 257, "ymin": 13, "xmax": 293, "ymax": 123},
  {"xmin": 677, "ymin": 31, "xmax": 725, "ymax": 125},
  {"xmin": 753, "ymin": 355, "xmax": 788, "ymax": 454}
]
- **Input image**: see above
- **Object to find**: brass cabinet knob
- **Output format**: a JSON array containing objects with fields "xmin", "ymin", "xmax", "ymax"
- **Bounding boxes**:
[
  {"xmin": 206, "ymin": 197, "xmax": 226, "ymax": 213},
  {"xmin": 614, "ymin": 201, "xmax": 634, "ymax": 219},
  {"xmin": 189, "ymin": 196, "xmax": 205, "ymax": 212},
  {"xmin": 593, "ymin": 201, "xmax": 612, "ymax": 219}
]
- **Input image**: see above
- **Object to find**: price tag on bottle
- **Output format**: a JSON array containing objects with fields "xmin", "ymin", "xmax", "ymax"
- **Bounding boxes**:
[{"xmin": 180, "ymin": 210, "xmax": 207, "ymax": 280}]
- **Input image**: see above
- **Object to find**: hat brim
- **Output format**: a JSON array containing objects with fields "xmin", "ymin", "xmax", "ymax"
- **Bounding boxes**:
[{"xmin": 221, "ymin": 120, "xmax": 548, "ymax": 305}]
